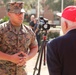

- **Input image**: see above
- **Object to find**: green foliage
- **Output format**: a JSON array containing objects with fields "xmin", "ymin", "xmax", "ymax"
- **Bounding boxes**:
[
  {"xmin": 47, "ymin": 32, "xmax": 59, "ymax": 40},
  {"xmin": 0, "ymin": 16, "xmax": 9, "ymax": 24},
  {"xmin": 23, "ymin": 21, "xmax": 29, "ymax": 25},
  {"xmin": 2, "ymin": 16, "xmax": 9, "ymax": 22},
  {"xmin": 3, "ymin": 0, "xmax": 10, "ymax": 4},
  {"xmin": 39, "ymin": 31, "xmax": 60, "ymax": 42},
  {"xmin": 64, "ymin": 0, "xmax": 74, "ymax": 8},
  {"xmin": 46, "ymin": 0, "xmax": 74, "ymax": 12}
]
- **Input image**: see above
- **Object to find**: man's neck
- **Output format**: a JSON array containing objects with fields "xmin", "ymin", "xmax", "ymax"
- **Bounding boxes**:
[{"xmin": 10, "ymin": 21, "xmax": 22, "ymax": 27}]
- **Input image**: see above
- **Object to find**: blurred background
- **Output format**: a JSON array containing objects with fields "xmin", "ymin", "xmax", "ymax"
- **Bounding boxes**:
[
  {"xmin": 0, "ymin": 0, "xmax": 75, "ymax": 38},
  {"xmin": 0, "ymin": 0, "xmax": 75, "ymax": 23}
]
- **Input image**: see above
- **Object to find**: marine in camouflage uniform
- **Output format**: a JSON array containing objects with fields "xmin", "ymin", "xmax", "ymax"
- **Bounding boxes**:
[{"xmin": 0, "ymin": 1, "xmax": 38, "ymax": 75}]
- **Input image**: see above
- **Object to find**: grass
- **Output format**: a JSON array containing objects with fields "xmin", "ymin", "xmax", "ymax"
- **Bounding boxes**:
[{"xmin": 23, "ymin": 21, "xmax": 29, "ymax": 25}]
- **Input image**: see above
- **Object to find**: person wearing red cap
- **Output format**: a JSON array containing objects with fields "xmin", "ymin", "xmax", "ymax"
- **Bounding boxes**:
[{"xmin": 47, "ymin": 6, "xmax": 76, "ymax": 75}]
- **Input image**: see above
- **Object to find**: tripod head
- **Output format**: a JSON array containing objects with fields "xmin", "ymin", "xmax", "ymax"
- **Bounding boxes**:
[{"xmin": 42, "ymin": 30, "xmax": 47, "ymax": 41}]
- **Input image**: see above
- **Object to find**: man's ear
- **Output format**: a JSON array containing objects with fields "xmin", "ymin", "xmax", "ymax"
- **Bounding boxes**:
[
  {"xmin": 64, "ymin": 21, "xmax": 68, "ymax": 30},
  {"xmin": 62, "ymin": 21, "xmax": 68, "ymax": 34}
]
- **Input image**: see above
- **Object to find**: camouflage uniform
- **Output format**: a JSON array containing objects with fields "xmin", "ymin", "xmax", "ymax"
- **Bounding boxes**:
[
  {"xmin": 0, "ymin": 2, "xmax": 38, "ymax": 75},
  {"xmin": 0, "ymin": 21, "xmax": 37, "ymax": 75}
]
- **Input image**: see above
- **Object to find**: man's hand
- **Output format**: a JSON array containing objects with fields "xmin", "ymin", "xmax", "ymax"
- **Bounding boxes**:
[
  {"xmin": 10, "ymin": 52, "xmax": 25, "ymax": 65},
  {"xmin": 17, "ymin": 51, "xmax": 29, "ymax": 66}
]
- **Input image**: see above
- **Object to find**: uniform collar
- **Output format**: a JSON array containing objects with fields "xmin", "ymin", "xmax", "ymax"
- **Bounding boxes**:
[{"xmin": 8, "ymin": 21, "xmax": 26, "ymax": 34}]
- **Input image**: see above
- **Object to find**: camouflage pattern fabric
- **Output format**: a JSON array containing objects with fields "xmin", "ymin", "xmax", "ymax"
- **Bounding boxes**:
[
  {"xmin": 0, "ymin": 21, "xmax": 38, "ymax": 75},
  {"xmin": 6, "ymin": 2, "xmax": 25, "ymax": 13}
]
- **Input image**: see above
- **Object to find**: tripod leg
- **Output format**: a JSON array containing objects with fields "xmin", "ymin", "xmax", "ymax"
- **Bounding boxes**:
[
  {"xmin": 33, "ymin": 47, "xmax": 42, "ymax": 75},
  {"xmin": 43, "ymin": 41, "xmax": 47, "ymax": 65},
  {"xmin": 33, "ymin": 40, "xmax": 47, "ymax": 75},
  {"xmin": 37, "ymin": 41, "xmax": 44, "ymax": 75}
]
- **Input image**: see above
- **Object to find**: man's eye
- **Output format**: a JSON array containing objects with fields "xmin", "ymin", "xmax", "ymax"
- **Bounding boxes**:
[{"xmin": 16, "ymin": 13, "xmax": 23, "ymax": 15}]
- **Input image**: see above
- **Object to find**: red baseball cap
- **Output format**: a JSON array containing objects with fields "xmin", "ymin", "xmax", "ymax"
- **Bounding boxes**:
[{"xmin": 62, "ymin": 6, "xmax": 76, "ymax": 22}]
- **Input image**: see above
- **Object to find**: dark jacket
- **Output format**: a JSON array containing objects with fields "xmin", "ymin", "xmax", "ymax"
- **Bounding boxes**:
[{"xmin": 47, "ymin": 29, "xmax": 76, "ymax": 75}]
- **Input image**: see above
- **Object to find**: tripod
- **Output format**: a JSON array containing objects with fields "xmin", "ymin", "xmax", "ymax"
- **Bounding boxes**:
[{"xmin": 33, "ymin": 31, "xmax": 48, "ymax": 75}]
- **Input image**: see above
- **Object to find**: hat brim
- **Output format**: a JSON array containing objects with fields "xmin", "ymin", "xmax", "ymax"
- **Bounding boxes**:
[
  {"xmin": 21, "ymin": 8, "xmax": 25, "ymax": 13},
  {"xmin": 56, "ymin": 12, "xmax": 62, "ymax": 17}
]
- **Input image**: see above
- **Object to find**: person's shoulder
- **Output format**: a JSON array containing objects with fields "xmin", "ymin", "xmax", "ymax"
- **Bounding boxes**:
[
  {"xmin": 29, "ymin": 21, "xmax": 35, "ymax": 27},
  {"xmin": 47, "ymin": 35, "xmax": 65, "ymax": 45},
  {"xmin": 23, "ymin": 24, "xmax": 32, "ymax": 30},
  {"xmin": 23, "ymin": 24, "xmax": 35, "ymax": 36},
  {"xmin": 23, "ymin": 24, "xmax": 34, "ymax": 32}
]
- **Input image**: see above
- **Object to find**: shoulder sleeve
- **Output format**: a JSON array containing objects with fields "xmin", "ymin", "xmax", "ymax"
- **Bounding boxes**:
[
  {"xmin": 24, "ymin": 25, "xmax": 38, "ymax": 48},
  {"xmin": 30, "ymin": 29, "xmax": 38, "ymax": 48}
]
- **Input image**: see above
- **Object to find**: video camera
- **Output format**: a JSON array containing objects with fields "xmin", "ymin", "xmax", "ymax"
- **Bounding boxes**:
[{"xmin": 38, "ymin": 16, "xmax": 50, "ymax": 31}]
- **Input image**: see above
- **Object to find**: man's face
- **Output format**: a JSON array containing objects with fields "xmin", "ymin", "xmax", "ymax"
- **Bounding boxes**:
[
  {"xmin": 8, "ymin": 12, "xmax": 24, "ymax": 26},
  {"xmin": 31, "ymin": 15, "xmax": 35, "ymax": 21}
]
